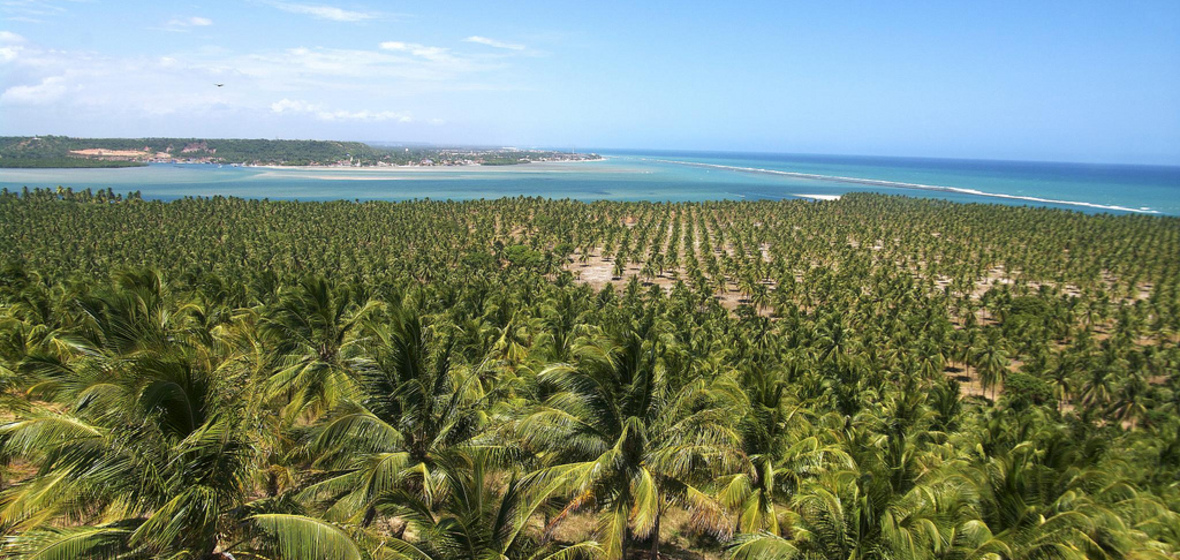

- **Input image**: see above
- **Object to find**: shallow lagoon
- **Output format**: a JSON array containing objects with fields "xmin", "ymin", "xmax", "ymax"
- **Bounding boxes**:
[{"xmin": 2, "ymin": 150, "xmax": 1177, "ymax": 216}]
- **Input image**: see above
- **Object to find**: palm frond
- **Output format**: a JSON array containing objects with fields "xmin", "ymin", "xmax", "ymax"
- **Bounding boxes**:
[
  {"xmin": 248, "ymin": 513, "xmax": 364, "ymax": 560},
  {"xmin": 0, "ymin": 414, "xmax": 102, "ymax": 459},
  {"xmin": 2, "ymin": 525, "xmax": 132, "ymax": 560},
  {"xmin": 728, "ymin": 532, "xmax": 801, "ymax": 560}
]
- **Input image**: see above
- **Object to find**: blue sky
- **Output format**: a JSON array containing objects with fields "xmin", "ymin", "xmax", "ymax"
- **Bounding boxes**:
[{"xmin": 1, "ymin": 1, "xmax": 1178, "ymax": 164}]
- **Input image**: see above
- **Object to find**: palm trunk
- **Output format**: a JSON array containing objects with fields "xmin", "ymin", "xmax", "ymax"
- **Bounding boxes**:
[{"xmin": 649, "ymin": 509, "xmax": 661, "ymax": 560}]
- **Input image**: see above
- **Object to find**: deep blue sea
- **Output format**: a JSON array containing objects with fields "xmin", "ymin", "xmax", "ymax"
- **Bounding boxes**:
[{"xmin": 2, "ymin": 150, "xmax": 1177, "ymax": 216}]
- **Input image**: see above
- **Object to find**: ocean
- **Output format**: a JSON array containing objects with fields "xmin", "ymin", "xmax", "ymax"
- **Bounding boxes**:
[{"xmin": 2, "ymin": 150, "xmax": 1177, "ymax": 216}]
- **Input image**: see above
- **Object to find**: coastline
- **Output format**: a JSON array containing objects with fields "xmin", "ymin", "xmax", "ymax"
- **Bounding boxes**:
[
  {"xmin": 246, "ymin": 156, "xmax": 608, "ymax": 172},
  {"xmin": 647, "ymin": 158, "xmax": 1162, "ymax": 215}
]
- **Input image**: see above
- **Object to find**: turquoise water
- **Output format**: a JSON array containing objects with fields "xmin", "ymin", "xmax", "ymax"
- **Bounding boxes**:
[{"xmin": 1, "ymin": 150, "xmax": 1177, "ymax": 215}]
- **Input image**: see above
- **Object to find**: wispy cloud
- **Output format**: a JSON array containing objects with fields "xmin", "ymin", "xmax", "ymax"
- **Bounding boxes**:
[
  {"xmin": 171, "ymin": 16, "xmax": 212, "ymax": 27},
  {"xmin": 237, "ymin": 44, "xmax": 494, "ymax": 83},
  {"xmin": 158, "ymin": 16, "xmax": 213, "ymax": 32},
  {"xmin": 378, "ymin": 41, "xmax": 459, "ymax": 64},
  {"xmin": 463, "ymin": 36, "xmax": 525, "ymax": 51},
  {"xmin": 2, "ymin": 0, "xmax": 82, "ymax": 23},
  {"xmin": 271, "ymin": 98, "xmax": 412, "ymax": 122},
  {"xmin": 266, "ymin": 1, "xmax": 380, "ymax": 22}
]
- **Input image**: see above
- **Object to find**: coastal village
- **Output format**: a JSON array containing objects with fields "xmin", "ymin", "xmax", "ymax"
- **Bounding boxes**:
[{"xmin": 62, "ymin": 141, "xmax": 600, "ymax": 167}]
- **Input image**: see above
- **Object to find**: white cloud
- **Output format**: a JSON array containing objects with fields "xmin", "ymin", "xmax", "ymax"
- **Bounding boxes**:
[
  {"xmin": 160, "ymin": 16, "xmax": 213, "ymax": 31},
  {"xmin": 1, "ymin": 0, "xmax": 80, "ymax": 22},
  {"xmin": 1, "ymin": 75, "xmax": 66, "ymax": 104},
  {"xmin": 267, "ymin": 1, "xmax": 379, "ymax": 22},
  {"xmin": 378, "ymin": 41, "xmax": 456, "ymax": 63},
  {"xmin": 463, "ymin": 36, "xmax": 525, "ymax": 51},
  {"xmin": 271, "ymin": 98, "xmax": 318, "ymax": 113},
  {"xmin": 0, "ymin": 37, "xmax": 524, "ymax": 133},
  {"xmin": 320, "ymin": 109, "xmax": 412, "ymax": 122},
  {"xmin": 179, "ymin": 16, "xmax": 213, "ymax": 26},
  {"xmin": 0, "ymin": 32, "xmax": 23, "ymax": 63},
  {"xmin": 271, "ymin": 97, "xmax": 412, "ymax": 122},
  {"xmin": 0, "ymin": 47, "xmax": 238, "ymax": 116}
]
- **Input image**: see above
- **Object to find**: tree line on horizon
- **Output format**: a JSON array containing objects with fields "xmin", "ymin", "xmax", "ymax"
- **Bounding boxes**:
[
  {"xmin": 0, "ymin": 136, "xmax": 596, "ymax": 168},
  {"xmin": 0, "ymin": 190, "xmax": 1178, "ymax": 560}
]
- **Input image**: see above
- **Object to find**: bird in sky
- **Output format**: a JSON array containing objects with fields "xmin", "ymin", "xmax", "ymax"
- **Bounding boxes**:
[{"xmin": 214, "ymin": 83, "xmax": 224, "ymax": 87}]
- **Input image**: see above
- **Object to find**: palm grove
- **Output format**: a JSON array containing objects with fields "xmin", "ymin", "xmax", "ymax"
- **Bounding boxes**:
[{"xmin": 1, "ymin": 189, "xmax": 1178, "ymax": 560}]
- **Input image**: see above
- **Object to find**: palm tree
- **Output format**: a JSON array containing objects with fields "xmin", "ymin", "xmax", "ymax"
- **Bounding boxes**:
[
  {"xmin": 1110, "ymin": 371, "xmax": 1150, "ymax": 429},
  {"xmin": 299, "ymin": 306, "xmax": 494, "ymax": 528},
  {"xmin": 728, "ymin": 453, "xmax": 981, "ymax": 560},
  {"xmin": 972, "ymin": 337, "xmax": 1010, "ymax": 401},
  {"xmin": 1047, "ymin": 356, "xmax": 1076, "ymax": 413},
  {"xmin": 971, "ymin": 439, "xmax": 1152, "ymax": 560},
  {"xmin": 749, "ymin": 284, "xmax": 771, "ymax": 315},
  {"xmin": 261, "ymin": 276, "xmax": 380, "ymax": 421},
  {"xmin": 612, "ymin": 259, "xmax": 626, "ymax": 280},
  {"xmin": 1079, "ymin": 365, "xmax": 1114, "ymax": 411},
  {"xmin": 493, "ymin": 313, "xmax": 535, "ymax": 368},
  {"xmin": 815, "ymin": 314, "xmax": 852, "ymax": 365},
  {"xmin": 0, "ymin": 315, "xmax": 61, "ymax": 405},
  {"xmin": 717, "ymin": 366, "xmax": 849, "ymax": 536},
  {"xmin": 71, "ymin": 268, "xmax": 177, "ymax": 357},
  {"xmin": 520, "ymin": 329, "xmax": 744, "ymax": 559},
  {"xmin": 375, "ymin": 451, "xmax": 601, "ymax": 560},
  {"xmin": 640, "ymin": 262, "xmax": 657, "ymax": 284},
  {"xmin": 719, "ymin": 428, "xmax": 849, "ymax": 537},
  {"xmin": 0, "ymin": 328, "xmax": 358, "ymax": 559}
]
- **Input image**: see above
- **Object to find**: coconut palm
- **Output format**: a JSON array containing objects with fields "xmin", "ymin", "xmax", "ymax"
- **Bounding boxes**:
[
  {"xmin": 520, "ymin": 328, "xmax": 744, "ymax": 559},
  {"xmin": 717, "ymin": 365, "xmax": 850, "ymax": 535},
  {"xmin": 728, "ymin": 438, "xmax": 981, "ymax": 560},
  {"xmin": 0, "ymin": 325, "xmax": 362, "ymax": 559},
  {"xmin": 969, "ymin": 437, "xmax": 1164, "ymax": 560},
  {"xmin": 299, "ymin": 306, "xmax": 495, "ymax": 528},
  {"xmin": 261, "ymin": 275, "xmax": 380, "ymax": 421},
  {"xmin": 374, "ymin": 451, "xmax": 601, "ymax": 560},
  {"xmin": 1110, "ymin": 371, "xmax": 1151, "ymax": 429},
  {"xmin": 611, "ymin": 259, "xmax": 626, "ymax": 280},
  {"xmin": 972, "ymin": 336, "xmax": 1010, "ymax": 401}
]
